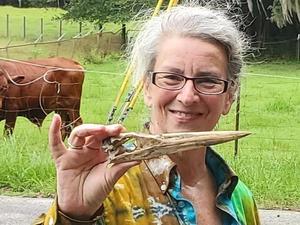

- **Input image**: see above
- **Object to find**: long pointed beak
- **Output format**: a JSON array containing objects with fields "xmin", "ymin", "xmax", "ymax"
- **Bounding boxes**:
[
  {"xmin": 107, "ymin": 130, "xmax": 251, "ymax": 164},
  {"xmin": 163, "ymin": 130, "xmax": 251, "ymax": 145}
]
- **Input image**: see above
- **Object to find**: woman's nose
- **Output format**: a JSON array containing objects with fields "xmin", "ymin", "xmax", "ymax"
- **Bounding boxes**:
[{"xmin": 176, "ymin": 80, "xmax": 200, "ymax": 105}]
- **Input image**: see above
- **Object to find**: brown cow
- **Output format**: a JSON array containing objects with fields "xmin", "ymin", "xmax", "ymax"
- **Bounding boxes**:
[{"xmin": 0, "ymin": 57, "xmax": 84, "ymax": 139}]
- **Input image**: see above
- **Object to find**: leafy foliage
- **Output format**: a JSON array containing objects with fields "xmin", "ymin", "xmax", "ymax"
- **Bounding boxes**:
[
  {"xmin": 270, "ymin": 0, "xmax": 300, "ymax": 27},
  {"xmin": 62, "ymin": 0, "xmax": 157, "ymax": 24},
  {"xmin": 0, "ymin": 0, "xmax": 67, "ymax": 7},
  {"xmin": 233, "ymin": 0, "xmax": 300, "ymax": 27}
]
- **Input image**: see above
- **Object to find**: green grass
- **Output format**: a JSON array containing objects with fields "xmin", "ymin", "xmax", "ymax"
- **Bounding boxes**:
[
  {"xmin": 0, "ymin": 6, "xmax": 123, "ymax": 43},
  {"xmin": 0, "ymin": 6, "xmax": 81, "ymax": 41},
  {"xmin": 0, "ymin": 135, "xmax": 55, "ymax": 197},
  {"xmin": 0, "ymin": 6, "xmax": 299, "ymax": 211},
  {"xmin": 0, "ymin": 59, "xmax": 299, "ymax": 210},
  {"xmin": 0, "ymin": 58, "xmax": 146, "ymax": 196},
  {"xmin": 0, "ymin": 6, "xmax": 126, "ymax": 63},
  {"xmin": 215, "ymin": 61, "xmax": 300, "ymax": 209}
]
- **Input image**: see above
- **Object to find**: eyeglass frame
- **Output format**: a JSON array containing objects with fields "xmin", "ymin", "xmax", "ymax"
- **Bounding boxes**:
[{"xmin": 149, "ymin": 71, "xmax": 232, "ymax": 95}]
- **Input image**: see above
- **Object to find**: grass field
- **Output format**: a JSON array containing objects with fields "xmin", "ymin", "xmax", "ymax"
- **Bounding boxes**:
[
  {"xmin": 219, "ymin": 61, "xmax": 300, "ymax": 209},
  {"xmin": 0, "ymin": 59, "xmax": 299, "ymax": 210},
  {"xmin": 0, "ymin": 6, "xmax": 299, "ymax": 210},
  {"xmin": 0, "ymin": 7, "xmax": 126, "ymax": 65},
  {"xmin": 0, "ymin": 6, "xmax": 121, "ymax": 43}
]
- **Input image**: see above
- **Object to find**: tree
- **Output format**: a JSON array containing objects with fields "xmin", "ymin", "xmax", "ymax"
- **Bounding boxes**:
[
  {"xmin": 62, "ymin": 0, "xmax": 156, "ymax": 24},
  {"xmin": 61, "ymin": 0, "xmax": 157, "ymax": 47},
  {"xmin": 230, "ymin": 0, "xmax": 299, "ymax": 58},
  {"xmin": 270, "ymin": 0, "xmax": 300, "ymax": 28},
  {"xmin": 21, "ymin": 0, "xmax": 67, "ymax": 7},
  {"xmin": 234, "ymin": 0, "xmax": 300, "ymax": 27}
]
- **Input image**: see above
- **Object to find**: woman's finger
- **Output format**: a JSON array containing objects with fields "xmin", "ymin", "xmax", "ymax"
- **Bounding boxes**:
[
  {"xmin": 49, "ymin": 114, "xmax": 67, "ymax": 159},
  {"xmin": 68, "ymin": 124, "xmax": 124, "ymax": 150}
]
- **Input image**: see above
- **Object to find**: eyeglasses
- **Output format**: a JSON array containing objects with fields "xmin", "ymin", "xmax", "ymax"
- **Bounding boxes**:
[{"xmin": 150, "ymin": 71, "xmax": 231, "ymax": 95}]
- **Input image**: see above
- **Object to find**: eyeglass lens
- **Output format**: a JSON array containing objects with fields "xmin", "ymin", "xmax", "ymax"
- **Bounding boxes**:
[{"xmin": 153, "ymin": 72, "xmax": 227, "ymax": 94}]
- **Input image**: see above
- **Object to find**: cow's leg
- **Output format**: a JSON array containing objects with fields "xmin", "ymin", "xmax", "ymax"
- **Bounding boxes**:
[
  {"xmin": 34, "ymin": 118, "xmax": 43, "ymax": 134},
  {"xmin": 70, "ymin": 109, "xmax": 83, "ymax": 127},
  {"xmin": 4, "ymin": 113, "xmax": 17, "ymax": 137},
  {"xmin": 64, "ymin": 109, "xmax": 82, "ymax": 140},
  {"xmin": 56, "ymin": 109, "xmax": 82, "ymax": 140}
]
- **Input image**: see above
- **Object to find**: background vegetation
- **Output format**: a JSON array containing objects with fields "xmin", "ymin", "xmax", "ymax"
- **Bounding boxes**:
[
  {"xmin": 0, "ymin": 6, "xmax": 122, "ymax": 42},
  {"xmin": 0, "ymin": 59, "xmax": 299, "ymax": 210},
  {"xmin": 0, "ymin": 5, "xmax": 299, "ymax": 211}
]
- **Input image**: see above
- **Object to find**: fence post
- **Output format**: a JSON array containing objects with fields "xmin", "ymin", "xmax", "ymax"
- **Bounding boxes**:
[
  {"xmin": 40, "ymin": 18, "xmax": 44, "ymax": 42},
  {"xmin": 56, "ymin": 34, "xmax": 65, "ymax": 57},
  {"xmin": 6, "ymin": 14, "xmax": 9, "ymax": 38},
  {"xmin": 297, "ymin": 34, "xmax": 300, "ymax": 61},
  {"xmin": 56, "ymin": 40, "xmax": 60, "ymax": 57},
  {"xmin": 5, "ymin": 40, "xmax": 12, "ymax": 58},
  {"xmin": 99, "ymin": 24, "xmax": 103, "ymax": 32},
  {"xmin": 59, "ymin": 20, "xmax": 63, "ymax": 38},
  {"xmin": 23, "ymin": 16, "xmax": 26, "ymax": 40},
  {"xmin": 234, "ymin": 85, "xmax": 241, "ymax": 158},
  {"xmin": 96, "ymin": 32, "xmax": 100, "ymax": 51},
  {"xmin": 71, "ymin": 39, "xmax": 76, "ymax": 58},
  {"xmin": 79, "ymin": 21, "xmax": 82, "ymax": 36},
  {"xmin": 121, "ymin": 23, "xmax": 127, "ymax": 49}
]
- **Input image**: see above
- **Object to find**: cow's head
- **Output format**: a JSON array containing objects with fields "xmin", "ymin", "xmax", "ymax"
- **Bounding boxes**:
[{"xmin": 0, "ymin": 68, "xmax": 24, "ymax": 108}]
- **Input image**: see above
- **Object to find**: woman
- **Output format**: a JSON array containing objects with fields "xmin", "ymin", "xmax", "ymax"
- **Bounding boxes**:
[{"xmin": 35, "ymin": 3, "xmax": 260, "ymax": 225}]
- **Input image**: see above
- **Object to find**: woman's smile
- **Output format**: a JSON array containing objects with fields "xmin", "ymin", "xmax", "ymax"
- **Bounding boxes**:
[{"xmin": 169, "ymin": 109, "xmax": 202, "ymax": 122}]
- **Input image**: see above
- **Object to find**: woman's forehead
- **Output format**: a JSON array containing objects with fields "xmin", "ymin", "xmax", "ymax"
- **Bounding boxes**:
[{"xmin": 153, "ymin": 36, "xmax": 228, "ymax": 76}]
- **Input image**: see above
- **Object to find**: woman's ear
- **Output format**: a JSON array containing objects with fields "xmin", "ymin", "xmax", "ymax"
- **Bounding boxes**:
[
  {"xmin": 143, "ymin": 77, "xmax": 152, "ymax": 107},
  {"xmin": 222, "ymin": 81, "xmax": 240, "ymax": 115},
  {"xmin": 222, "ymin": 85, "xmax": 237, "ymax": 115},
  {"xmin": 222, "ymin": 95, "xmax": 233, "ymax": 115}
]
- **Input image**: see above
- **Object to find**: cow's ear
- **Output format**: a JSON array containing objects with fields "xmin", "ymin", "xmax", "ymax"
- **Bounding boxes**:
[{"xmin": 9, "ymin": 75, "xmax": 25, "ymax": 83}]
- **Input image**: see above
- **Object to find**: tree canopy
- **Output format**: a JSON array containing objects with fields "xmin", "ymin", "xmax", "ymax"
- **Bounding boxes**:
[
  {"xmin": 62, "ymin": 0, "xmax": 157, "ymax": 24},
  {"xmin": 0, "ymin": 0, "xmax": 67, "ymax": 7},
  {"xmin": 233, "ymin": 0, "xmax": 300, "ymax": 27},
  {"xmin": 62, "ymin": 0, "xmax": 299, "ymax": 28},
  {"xmin": 2, "ymin": 0, "xmax": 299, "ymax": 28},
  {"xmin": 271, "ymin": 0, "xmax": 300, "ymax": 28}
]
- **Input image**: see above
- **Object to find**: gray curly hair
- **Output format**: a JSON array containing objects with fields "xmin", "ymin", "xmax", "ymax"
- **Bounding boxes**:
[{"xmin": 128, "ymin": 2, "xmax": 248, "ymax": 90}]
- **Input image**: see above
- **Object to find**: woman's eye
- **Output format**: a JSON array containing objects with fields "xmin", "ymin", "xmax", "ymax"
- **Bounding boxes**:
[
  {"xmin": 196, "ymin": 78, "xmax": 221, "ymax": 85},
  {"xmin": 163, "ymin": 75, "xmax": 182, "ymax": 81}
]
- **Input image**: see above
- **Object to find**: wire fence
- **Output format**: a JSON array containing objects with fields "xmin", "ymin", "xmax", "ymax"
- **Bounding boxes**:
[
  {"xmin": 0, "ymin": 15, "xmax": 299, "ymax": 157},
  {"xmin": 0, "ymin": 55, "xmax": 299, "ymax": 156},
  {"xmin": 0, "ymin": 12, "xmax": 126, "ymax": 61},
  {"xmin": 228, "ymin": 71, "xmax": 300, "ymax": 155},
  {"xmin": 80, "ymin": 67, "xmax": 300, "ymax": 157},
  {"xmin": 0, "ymin": 31, "xmax": 123, "ymax": 60},
  {"xmin": 1, "ymin": 13, "xmax": 299, "ymax": 60},
  {"xmin": 0, "ymin": 13, "xmax": 95, "ymax": 41},
  {"xmin": 252, "ymin": 36, "xmax": 300, "ymax": 60}
]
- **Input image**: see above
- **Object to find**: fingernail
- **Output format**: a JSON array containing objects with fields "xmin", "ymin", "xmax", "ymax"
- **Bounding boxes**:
[{"xmin": 110, "ymin": 124, "xmax": 122, "ymax": 131}]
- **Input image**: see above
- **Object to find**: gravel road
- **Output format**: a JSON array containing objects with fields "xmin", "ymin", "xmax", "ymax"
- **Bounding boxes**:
[{"xmin": 0, "ymin": 195, "xmax": 299, "ymax": 225}]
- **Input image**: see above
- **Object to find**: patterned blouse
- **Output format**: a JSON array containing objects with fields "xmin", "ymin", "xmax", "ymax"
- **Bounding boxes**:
[{"xmin": 34, "ymin": 147, "xmax": 260, "ymax": 225}]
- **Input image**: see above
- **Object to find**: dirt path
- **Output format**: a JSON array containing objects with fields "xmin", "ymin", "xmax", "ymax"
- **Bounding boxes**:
[{"xmin": 0, "ymin": 195, "xmax": 299, "ymax": 225}]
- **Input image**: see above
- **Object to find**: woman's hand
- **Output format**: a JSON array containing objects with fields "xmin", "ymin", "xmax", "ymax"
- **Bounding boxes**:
[{"xmin": 49, "ymin": 114, "xmax": 139, "ymax": 219}]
